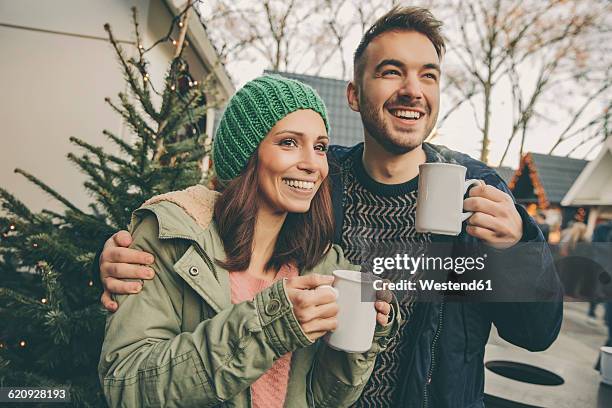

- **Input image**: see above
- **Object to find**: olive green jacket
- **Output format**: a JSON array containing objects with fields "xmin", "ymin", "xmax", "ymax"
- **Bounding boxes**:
[{"xmin": 98, "ymin": 186, "xmax": 399, "ymax": 408}]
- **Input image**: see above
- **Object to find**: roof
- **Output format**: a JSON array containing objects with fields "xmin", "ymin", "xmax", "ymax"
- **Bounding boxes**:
[
  {"xmin": 562, "ymin": 138, "xmax": 612, "ymax": 206},
  {"xmin": 509, "ymin": 152, "xmax": 588, "ymax": 207},
  {"xmin": 494, "ymin": 166, "xmax": 516, "ymax": 185},
  {"xmin": 265, "ymin": 70, "xmax": 364, "ymax": 147}
]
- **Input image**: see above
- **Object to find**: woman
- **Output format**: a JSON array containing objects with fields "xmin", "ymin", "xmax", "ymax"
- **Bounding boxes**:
[{"xmin": 98, "ymin": 75, "xmax": 398, "ymax": 407}]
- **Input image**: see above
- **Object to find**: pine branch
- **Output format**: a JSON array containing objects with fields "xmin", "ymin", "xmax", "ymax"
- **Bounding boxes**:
[
  {"xmin": 158, "ymin": 90, "xmax": 205, "ymax": 141},
  {"xmin": 80, "ymin": 181, "xmax": 137, "ymax": 229},
  {"xmin": 66, "ymin": 154, "xmax": 114, "ymax": 198},
  {"xmin": 61, "ymin": 211, "xmax": 112, "ymax": 242},
  {"xmin": 40, "ymin": 209, "xmax": 67, "ymax": 222},
  {"xmin": 128, "ymin": 6, "xmax": 158, "ymax": 121},
  {"xmin": 0, "ymin": 364, "xmax": 60, "ymax": 387},
  {"xmin": 102, "ymin": 130, "xmax": 136, "ymax": 157},
  {"xmin": 162, "ymin": 137, "xmax": 205, "ymax": 157},
  {"xmin": 43, "ymin": 309, "xmax": 71, "ymax": 345},
  {"xmin": 68, "ymin": 137, "xmax": 107, "ymax": 164},
  {"xmin": 72, "ymin": 147, "xmax": 135, "ymax": 175},
  {"xmin": 158, "ymin": 65, "xmax": 181, "ymax": 119},
  {"xmin": 0, "ymin": 188, "xmax": 34, "ymax": 221},
  {"xmin": 13, "ymin": 169, "xmax": 84, "ymax": 215},
  {"xmin": 39, "ymin": 263, "xmax": 60, "ymax": 300},
  {"xmin": 32, "ymin": 236, "xmax": 81, "ymax": 277},
  {"xmin": 152, "ymin": 1, "xmax": 193, "ymax": 162},
  {"xmin": 104, "ymin": 23, "xmax": 160, "ymax": 123},
  {"xmin": 0, "ymin": 288, "xmax": 40, "ymax": 310},
  {"xmin": 113, "ymin": 93, "xmax": 157, "ymax": 137}
]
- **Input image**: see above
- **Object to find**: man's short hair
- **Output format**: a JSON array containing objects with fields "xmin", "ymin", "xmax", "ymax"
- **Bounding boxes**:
[{"xmin": 353, "ymin": 6, "xmax": 445, "ymax": 82}]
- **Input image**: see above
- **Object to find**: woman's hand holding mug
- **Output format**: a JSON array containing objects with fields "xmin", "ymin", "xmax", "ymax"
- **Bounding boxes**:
[
  {"xmin": 285, "ymin": 274, "xmax": 339, "ymax": 341},
  {"xmin": 285, "ymin": 273, "xmax": 392, "ymax": 348}
]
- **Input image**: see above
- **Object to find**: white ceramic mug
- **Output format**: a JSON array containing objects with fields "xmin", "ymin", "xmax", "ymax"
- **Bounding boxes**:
[
  {"xmin": 321, "ymin": 270, "xmax": 377, "ymax": 353},
  {"xmin": 601, "ymin": 346, "xmax": 612, "ymax": 385},
  {"xmin": 416, "ymin": 163, "xmax": 481, "ymax": 236}
]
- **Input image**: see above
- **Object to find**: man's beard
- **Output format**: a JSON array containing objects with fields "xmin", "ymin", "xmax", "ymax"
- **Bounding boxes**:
[{"xmin": 360, "ymin": 95, "xmax": 436, "ymax": 155}]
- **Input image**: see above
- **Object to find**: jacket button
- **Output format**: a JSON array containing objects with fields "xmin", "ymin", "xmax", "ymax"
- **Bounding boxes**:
[
  {"xmin": 188, "ymin": 266, "xmax": 199, "ymax": 276},
  {"xmin": 265, "ymin": 298, "xmax": 282, "ymax": 316}
]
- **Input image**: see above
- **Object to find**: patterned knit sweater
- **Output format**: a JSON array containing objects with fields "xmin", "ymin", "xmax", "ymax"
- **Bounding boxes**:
[
  {"xmin": 340, "ymin": 144, "xmax": 442, "ymax": 407},
  {"xmin": 229, "ymin": 265, "xmax": 298, "ymax": 408}
]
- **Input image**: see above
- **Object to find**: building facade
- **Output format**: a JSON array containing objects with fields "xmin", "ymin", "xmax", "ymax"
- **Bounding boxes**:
[{"xmin": 0, "ymin": 0, "xmax": 233, "ymax": 213}]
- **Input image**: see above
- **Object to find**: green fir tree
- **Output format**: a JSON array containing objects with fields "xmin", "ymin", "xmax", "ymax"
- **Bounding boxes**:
[{"xmin": 0, "ymin": 4, "xmax": 219, "ymax": 406}]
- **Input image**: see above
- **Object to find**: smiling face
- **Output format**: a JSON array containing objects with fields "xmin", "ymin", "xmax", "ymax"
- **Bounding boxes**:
[
  {"xmin": 256, "ymin": 109, "xmax": 329, "ymax": 215},
  {"xmin": 348, "ymin": 30, "xmax": 441, "ymax": 154}
]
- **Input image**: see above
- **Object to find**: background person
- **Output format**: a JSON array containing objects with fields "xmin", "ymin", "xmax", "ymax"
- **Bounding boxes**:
[
  {"xmin": 593, "ymin": 220, "xmax": 612, "ymax": 371},
  {"xmin": 535, "ymin": 211, "xmax": 550, "ymax": 242}
]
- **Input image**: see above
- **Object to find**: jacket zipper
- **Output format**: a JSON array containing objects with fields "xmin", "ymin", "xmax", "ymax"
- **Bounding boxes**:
[
  {"xmin": 422, "ymin": 298, "xmax": 445, "ymax": 408},
  {"xmin": 171, "ymin": 236, "xmax": 251, "ymax": 407}
]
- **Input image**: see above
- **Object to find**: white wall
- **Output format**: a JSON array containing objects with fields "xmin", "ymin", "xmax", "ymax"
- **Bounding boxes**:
[{"xmin": 0, "ymin": 0, "xmax": 212, "ymax": 215}]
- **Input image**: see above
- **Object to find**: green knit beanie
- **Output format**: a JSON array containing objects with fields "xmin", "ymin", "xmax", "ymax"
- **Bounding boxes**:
[{"xmin": 213, "ymin": 75, "xmax": 330, "ymax": 182}]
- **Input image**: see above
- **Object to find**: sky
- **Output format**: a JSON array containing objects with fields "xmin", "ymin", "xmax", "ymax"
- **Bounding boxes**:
[{"xmin": 200, "ymin": 1, "xmax": 609, "ymax": 170}]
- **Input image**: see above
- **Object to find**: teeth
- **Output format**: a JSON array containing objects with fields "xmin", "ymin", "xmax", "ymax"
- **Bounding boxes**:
[
  {"xmin": 391, "ymin": 109, "xmax": 421, "ymax": 120},
  {"xmin": 283, "ymin": 179, "xmax": 315, "ymax": 190}
]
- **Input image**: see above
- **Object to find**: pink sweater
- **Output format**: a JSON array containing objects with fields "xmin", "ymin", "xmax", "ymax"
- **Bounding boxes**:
[{"xmin": 228, "ymin": 265, "xmax": 298, "ymax": 408}]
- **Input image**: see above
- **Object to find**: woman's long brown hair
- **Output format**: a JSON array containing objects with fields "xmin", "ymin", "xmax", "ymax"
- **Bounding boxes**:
[{"xmin": 214, "ymin": 152, "xmax": 334, "ymax": 272}]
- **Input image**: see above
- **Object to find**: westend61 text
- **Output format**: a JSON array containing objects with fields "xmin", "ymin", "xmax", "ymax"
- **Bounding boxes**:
[{"xmin": 373, "ymin": 279, "xmax": 493, "ymax": 292}]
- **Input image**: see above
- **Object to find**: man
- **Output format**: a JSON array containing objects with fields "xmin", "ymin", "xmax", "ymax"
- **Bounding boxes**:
[{"xmin": 98, "ymin": 6, "xmax": 562, "ymax": 407}]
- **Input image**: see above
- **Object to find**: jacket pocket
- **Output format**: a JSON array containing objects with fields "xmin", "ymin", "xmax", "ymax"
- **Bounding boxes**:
[{"xmin": 173, "ymin": 245, "xmax": 229, "ymax": 314}]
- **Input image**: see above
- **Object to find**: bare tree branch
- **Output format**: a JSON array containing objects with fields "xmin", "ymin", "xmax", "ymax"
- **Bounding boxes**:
[{"xmin": 549, "ymin": 77, "xmax": 612, "ymax": 153}]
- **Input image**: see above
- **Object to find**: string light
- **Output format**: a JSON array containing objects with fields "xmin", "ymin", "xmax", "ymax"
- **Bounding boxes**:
[
  {"xmin": 172, "ymin": 39, "xmax": 177, "ymax": 46},
  {"xmin": 0, "ymin": 342, "xmax": 5, "ymax": 349},
  {"xmin": 88, "ymin": 280, "xmax": 94, "ymax": 287},
  {"xmin": 19, "ymin": 340, "xmax": 26, "ymax": 348},
  {"xmin": 193, "ymin": 80, "xmax": 198, "ymax": 86},
  {"xmin": 41, "ymin": 298, "xmax": 48, "ymax": 304},
  {"xmin": 178, "ymin": 21, "xmax": 184, "ymax": 28},
  {"xmin": 1, "ymin": 233, "xmax": 7, "ymax": 238},
  {"xmin": 170, "ymin": 85, "xmax": 176, "ymax": 91},
  {"xmin": 9, "ymin": 224, "xmax": 16, "ymax": 231},
  {"xmin": 188, "ymin": 81, "xmax": 193, "ymax": 87},
  {"xmin": 143, "ymin": 73, "xmax": 149, "ymax": 82},
  {"xmin": 32, "ymin": 243, "xmax": 38, "ymax": 248},
  {"xmin": 138, "ymin": 44, "xmax": 144, "ymax": 50}
]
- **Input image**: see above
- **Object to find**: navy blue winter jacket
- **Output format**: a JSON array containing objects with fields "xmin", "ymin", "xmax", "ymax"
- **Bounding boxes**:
[{"xmin": 328, "ymin": 142, "xmax": 563, "ymax": 408}]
